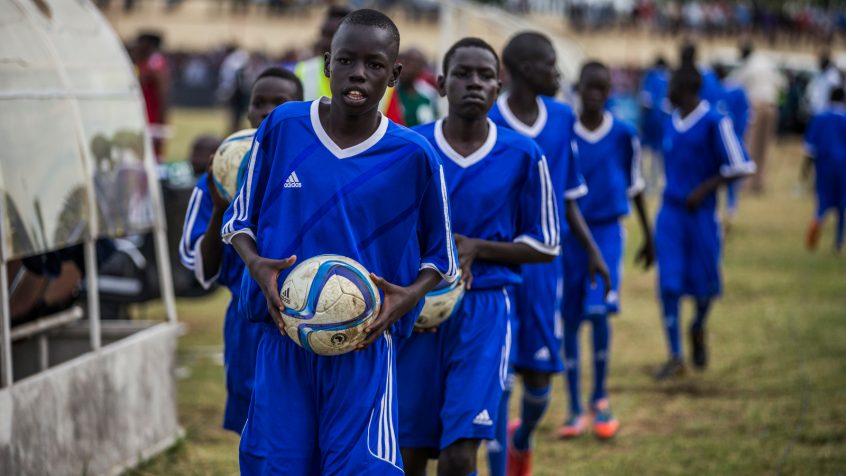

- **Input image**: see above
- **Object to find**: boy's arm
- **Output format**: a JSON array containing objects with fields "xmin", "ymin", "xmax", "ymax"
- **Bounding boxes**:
[
  {"xmin": 687, "ymin": 116, "xmax": 756, "ymax": 210},
  {"xmin": 626, "ymin": 134, "xmax": 654, "ymax": 268},
  {"xmin": 566, "ymin": 200, "xmax": 611, "ymax": 292},
  {"xmin": 196, "ymin": 159, "xmax": 232, "ymax": 284},
  {"xmin": 454, "ymin": 236, "xmax": 553, "ymax": 290}
]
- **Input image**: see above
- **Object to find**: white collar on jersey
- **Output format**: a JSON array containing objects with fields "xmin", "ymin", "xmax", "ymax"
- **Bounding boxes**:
[
  {"xmin": 496, "ymin": 94, "xmax": 547, "ymax": 138},
  {"xmin": 310, "ymin": 97, "xmax": 389, "ymax": 159},
  {"xmin": 672, "ymin": 100, "xmax": 710, "ymax": 133},
  {"xmin": 574, "ymin": 111, "xmax": 614, "ymax": 143},
  {"xmin": 434, "ymin": 117, "xmax": 498, "ymax": 168}
]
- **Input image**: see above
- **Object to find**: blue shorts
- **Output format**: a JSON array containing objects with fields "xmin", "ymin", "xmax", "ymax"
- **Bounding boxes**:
[
  {"xmin": 655, "ymin": 203, "xmax": 722, "ymax": 299},
  {"xmin": 240, "ymin": 326, "xmax": 403, "ymax": 476},
  {"xmin": 222, "ymin": 297, "xmax": 264, "ymax": 433},
  {"xmin": 512, "ymin": 258, "xmax": 564, "ymax": 373},
  {"xmin": 397, "ymin": 287, "xmax": 512, "ymax": 450},
  {"xmin": 815, "ymin": 161, "xmax": 846, "ymax": 217},
  {"xmin": 562, "ymin": 221, "xmax": 624, "ymax": 320}
]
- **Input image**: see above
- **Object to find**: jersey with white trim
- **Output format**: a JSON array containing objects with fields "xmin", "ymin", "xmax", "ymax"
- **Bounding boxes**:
[
  {"xmin": 489, "ymin": 95, "xmax": 586, "ymax": 237},
  {"xmin": 221, "ymin": 99, "xmax": 459, "ymax": 335},
  {"xmin": 662, "ymin": 101, "xmax": 755, "ymax": 209},
  {"xmin": 572, "ymin": 112, "xmax": 644, "ymax": 223},
  {"xmin": 179, "ymin": 173, "xmax": 244, "ymax": 294},
  {"xmin": 804, "ymin": 106, "xmax": 846, "ymax": 165},
  {"xmin": 715, "ymin": 83, "xmax": 750, "ymax": 138},
  {"xmin": 413, "ymin": 118, "xmax": 560, "ymax": 290}
]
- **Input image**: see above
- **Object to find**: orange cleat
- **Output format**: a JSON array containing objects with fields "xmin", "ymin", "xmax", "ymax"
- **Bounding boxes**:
[
  {"xmin": 556, "ymin": 414, "xmax": 587, "ymax": 439},
  {"xmin": 507, "ymin": 419, "xmax": 532, "ymax": 476},
  {"xmin": 806, "ymin": 220, "xmax": 822, "ymax": 251},
  {"xmin": 591, "ymin": 399, "xmax": 619, "ymax": 440}
]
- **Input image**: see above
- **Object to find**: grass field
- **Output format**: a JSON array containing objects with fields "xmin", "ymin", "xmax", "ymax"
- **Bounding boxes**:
[{"xmin": 127, "ymin": 107, "xmax": 846, "ymax": 475}]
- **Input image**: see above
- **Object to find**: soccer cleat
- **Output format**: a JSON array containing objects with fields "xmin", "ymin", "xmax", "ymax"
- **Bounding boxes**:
[
  {"xmin": 690, "ymin": 327, "xmax": 707, "ymax": 369},
  {"xmin": 653, "ymin": 357, "xmax": 686, "ymax": 381},
  {"xmin": 591, "ymin": 399, "xmax": 619, "ymax": 440},
  {"xmin": 507, "ymin": 419, "xmax": 532, "ymax": 476},
  {"xmin": 556, "ymin": 414, "xmax": 587, "ymax": 439},
  {"xmin": 806, "ymin": 220, "xmax": 821, "ymax": 251}
]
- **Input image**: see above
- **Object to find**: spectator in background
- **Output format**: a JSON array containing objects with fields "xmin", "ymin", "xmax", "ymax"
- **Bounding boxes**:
[
  {"xmin": 294, "ymin": 5, "xmax": 352, "ymax": 101},
  {"xmin": 807, "ymin": 50, "xmax": 843, "ymax": 116},
  {"xmin": 730, "ymin": 40, "xmax": 783, "ymax": 194},
  {"xmin": 133, "ymin": 32, "xmax": 170, "ymax": 162},
  {"xmin": 396, "ymin": 48, "xmax": 439, "ymax": 127},
  {"xmin": 217, "ymin": 44, "xmax": 250, "ymax": 132}
]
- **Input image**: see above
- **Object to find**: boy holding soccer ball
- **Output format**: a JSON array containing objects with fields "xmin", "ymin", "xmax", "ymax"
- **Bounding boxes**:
[
  {"xmin": 178, "ymin": 66, "xmax": 302, "ymax": 433},
  {"xmin": 222, "ymin": 10, "xmax": 458, "ymax": 475},
  {"xmin": 397, "ymin": 38, "xmax": 558, "ymax": 476}
]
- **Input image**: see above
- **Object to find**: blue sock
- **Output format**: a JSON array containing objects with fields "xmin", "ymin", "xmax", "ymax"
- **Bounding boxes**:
[
  {"xmin": 563, "ymin": 318, "xmax": 583, "ymax": 416},
  {"xmin": 486, "ymin": 377, "xmax": 511, "ymax": 476},
  {"xmin": 661, "ymin": 292, "xmax": 682, "ymax": 359},
  {"xmin": 692, "ymin": 298, "xmax": 711, "ymax": 331},
  {"xmin": 513, "ymin": 384, "xmax": 551, "ymax": 451},
  {"xmin": 589, "ymin": 314, "xmax": 610, "ymax": 404},
  {"xmin": 836, "ymin": 208, "xmax": 845, "ymax": 250}
]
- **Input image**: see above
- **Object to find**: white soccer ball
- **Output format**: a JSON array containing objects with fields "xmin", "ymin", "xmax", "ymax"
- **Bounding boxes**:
[
  {"xmin": 415, "ymin": 278, "xmax": 464, "ymax": 329},
  {"xmin": 211, "ymin": 128, "xmax": 256, "ymax": 202},
  {"xmin": 279, "ymin": 255, "xmax": 381, "ymax": 356}
]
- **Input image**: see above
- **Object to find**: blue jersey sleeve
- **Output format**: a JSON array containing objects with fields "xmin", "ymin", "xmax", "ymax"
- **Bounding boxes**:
[
  {"xmin": 564, "ymin": 141, "xmax": 588, "ymax": 200},
  {"xmin": 624, "ymin": 129, "xmax": 646, "ymax": 197},
  {"xmin": 715, "ymin": 115, "xmax": 756, "ymax": 178},
  {"xmin": 221, "ymin": 119, "xmax": 273, "ymax": 245},
  {"xmin": 418, "ymin": 156, "xmax": 460, "ymax": 284},
  {"xmin": 513, "ymin": 146, "xmax": 561, "ymax": 256},
  {"xmin": 178, "ymin": 175, "xmax": 221, "ymax": 289}
]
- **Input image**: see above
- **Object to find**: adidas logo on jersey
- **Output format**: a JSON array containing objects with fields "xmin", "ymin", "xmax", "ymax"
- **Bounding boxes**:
[
  {"xmin": 534, "ymin": 346, "xmax": 551, "ymax": 361},
  {"xmin": 284, "ymin": 171, "xmax": 302, "ymax": 188},
  {"xmin": 473, "ymin": 409, "xmax": 493, "ymax": 426}
]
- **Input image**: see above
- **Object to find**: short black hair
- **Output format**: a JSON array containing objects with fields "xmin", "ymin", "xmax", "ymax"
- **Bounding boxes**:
[
  {"xmin": 336, "ymin": 9, "xmax": 400, "ymax": 56},
  {"xmin": 579, "ymin": 60, "xmax": 609, "ymax": 82},
  {"xmin": 680, "ymin": 42, "xmax": 697, "ymax": 68},
  {"xmin": 831, "ymin": 86, "xmax": 845, "ymax": 104},
  {"xmin": 137, "ymin": 31, "xmax": 162, "ymax": 49},
  {"xmin": 672, "ymin": 64, "xmax": 702, "ymax": 94},
  {"xmin": 327, "ymin": 5, "xmax": 353, "ymax": 20},
  {"xmin": 502, "ymin": 31, "xmax": 553, "ymax": 76},
  {"xmin": 254, "ymin": 66, "xmax": 304, "ymax": 101},
  {"xmin": 442, "ymin": 37, "xmax": 500, "ymax": 75}
]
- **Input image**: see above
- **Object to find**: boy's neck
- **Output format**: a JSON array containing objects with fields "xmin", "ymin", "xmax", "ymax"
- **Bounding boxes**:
[
  {"xmin": 443, "ymin": 113, "xmax": 489, "ymax": 157},
  {"xmin": 506, "ymin": 82, "xmax": 539, "ymax": 126},
  {"xmin": 678, "ymin": 97, "xmax": 701, "ymax": 118},
  {"xmin": 579, "ymin": 108, "xmax": 604, "ymax": 131},
  {"xmin": 319, "ymin": 99, "xmax": 383, "ymax": 149}
]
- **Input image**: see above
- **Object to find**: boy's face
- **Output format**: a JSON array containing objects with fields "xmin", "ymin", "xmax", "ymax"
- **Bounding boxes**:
[
  {"xmin": 439, "ymin": 46, "xmax": 500, "ymax": 120},
  {"xmin": 522, "ymin": 42, "xmax": 560, "ymax": 97},
  {"xmin": 578, "ymin": 68, "xmax": 610, "ymax": 115},
  {"xmin": 247, "ymin": 77, "xmax": 301, "ymax": 128},
  {"xmin": 324, "ymin": 24, "xmax": 400, "ymax": 116}
]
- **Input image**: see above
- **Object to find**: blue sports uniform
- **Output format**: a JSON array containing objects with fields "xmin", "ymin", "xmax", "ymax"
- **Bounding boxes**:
[
  {"xmin": 657, "ymin": 101, "xmax": 755, "ymax": 300},
  {"xmin": 179, "ymin": 173, "xmax": 259, "ymax": 433},
  {"xmin": 639, "ymin": 67, "xmax": 669, "ymax": 152},
  {"xmin": 561, "ymin": 113, "xmax": 644, "ymax": 415},
  {"xmin": 397, "ymin": 118, "xmax": 560, "ymax": 450},
  {"xmin": 563, "ymin": 112, "xmax": 644, "ymax": 319},
  {"xmin": 715, "ymin": 82, "xmax": 751, "ymax": 215},
  {"xmin": 489, "ymin": 94, "xmax": 586, "ymax": 374},
  {"xmin": 804, "ymin": 105, "xmax": 846, "ymax": 247},
  {"xmin": 222, "ymin": 98, "xmax": 458, "ymax": 475}
]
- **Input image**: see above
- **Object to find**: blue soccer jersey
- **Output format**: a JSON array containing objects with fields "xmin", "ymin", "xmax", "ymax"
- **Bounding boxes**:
[
  {"xmin": 396, "ymin": 118, "xmax": 558, "ymax": 450},
  {"xmin": 662, "ymin": 100, "xmax": 755, "ymax": 209},
  {"xmin": 222, "ymin": 98, "xmax": 458, "ymax": 475},
  {"xmin": 489, "ymin": 94, "xmax": 584, "ymax": 374},
  {"xmin": 716, "ymin": 83, "xmax": 750, "ymax": 139},
  {"xmin": 640, "ymin": 67, "xmax": 670, "ymax": 151},
  {"xmin": 572, "ymin": 111, "xmax": 645, "ymax": 224},
  {"xmin": 179, "ymin": 174, "xmax": 258, "ymax": 433},
  {"xmin": 657, "ymin": 100, "xmax": 754, "ymax": 298},
  {"xmin": 805, "ymin": 106, "xmax": 846, "ymax": 214},
  {"xmin": 411, "ymin": 118, "xmax": 560, "ymax": 288}
]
